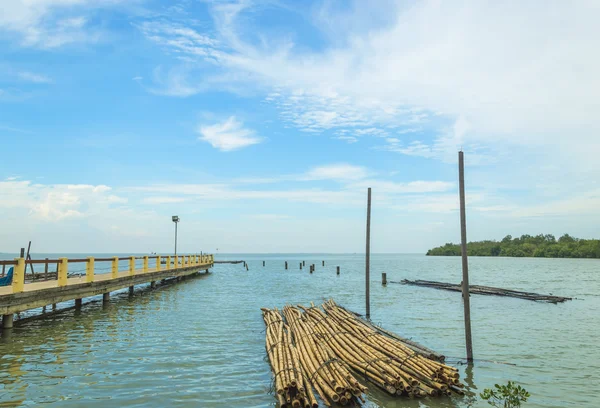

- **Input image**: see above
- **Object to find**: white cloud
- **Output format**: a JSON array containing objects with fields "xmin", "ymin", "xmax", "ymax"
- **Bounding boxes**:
[
  {"xmin": 17, "ymin": 71, "xmax": 53, "ymax": 83},
  {"xmin": 303, "ymin": 164, "xmax": 368, "ymax": 181},
  {"xmin": 348, "ymin": 180, "xmax": 454, "ymax": 194},
  {"xmin": 0, "ymin": 180, "xmax": 127, "ymax": 221},
  {"xmin": 142, "ymin": 196, "xmax": 187, "ymax": 204},
  {"xmin": 138, "ymin": 0, "xmax": 600, "ymax": 169},
  {"xmin": 0, "ymin": 0, "xmax": 127, "ymax": 48},
  {"xmin": 197, "ymin": 116, "xmax": 262, "ymax": 151}
]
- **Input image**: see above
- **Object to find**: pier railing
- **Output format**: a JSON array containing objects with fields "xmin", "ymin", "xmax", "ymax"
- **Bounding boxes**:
[{"xmin": 0, "ymin": 254, "xmax": 214, "ymax": 294}]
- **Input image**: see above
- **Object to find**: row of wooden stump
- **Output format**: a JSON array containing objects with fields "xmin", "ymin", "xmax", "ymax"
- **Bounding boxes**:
[{"xmin": 262, "ymin": 300, "xmax": 463, "ymax": 407}]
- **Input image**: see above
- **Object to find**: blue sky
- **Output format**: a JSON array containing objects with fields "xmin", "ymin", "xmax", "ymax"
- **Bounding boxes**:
[{"xmin": 1, "ymin": 0, "xmax": 599, "ymax": 253}]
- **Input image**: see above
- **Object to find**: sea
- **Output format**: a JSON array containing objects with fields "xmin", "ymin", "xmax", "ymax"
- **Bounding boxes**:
[{"xmin": 0, "ymin": 253, "xmax": 598, "ymax": 407}]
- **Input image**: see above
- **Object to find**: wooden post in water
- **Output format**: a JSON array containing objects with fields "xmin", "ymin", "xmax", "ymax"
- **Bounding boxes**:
[
  {"xmin": 285, "ymin": 261, "xmax": 288, "ymax": 270},
  {"xmin": 322, "ymin": 260, "xmax": 325, "ymax": 266},
  {"xmin": 303, "ymin": 261, "xmax": 305, "ymax": 266},
  {"xmin": 299, "ymin": 262, "xmax": 302, "ymax": 270},
  {"xmin": 458, "ymin": 151, "xmax": 474, "ymax": 362},
  {"xmin": 382, "ymin": 273, "xmax": 387, "ymax": 285},
  {"xmin": 336, "ymin": 266, "xmax": 340, "ymax": 275},
  {"xmin": 263, "ymin": 261, "xmax": 265, "ymax": 267},
  {"xmin": 366, "ymin": 187, "xmax": 371, "ymax": 319}
]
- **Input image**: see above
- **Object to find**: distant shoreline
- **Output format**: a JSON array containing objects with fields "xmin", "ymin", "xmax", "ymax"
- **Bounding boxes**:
[{"xmin": 426, "ymin": 233, "xmax": 600, "ymax": 259}]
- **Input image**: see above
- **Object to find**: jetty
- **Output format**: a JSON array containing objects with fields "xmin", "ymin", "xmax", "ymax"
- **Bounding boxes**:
[
  {"xmin": 0, "ymin": 254, "xmax": 213, "ymax": 330},
  {"xmin": 396, "ymin": 279, "xmax": 571, "ymax": 303}
]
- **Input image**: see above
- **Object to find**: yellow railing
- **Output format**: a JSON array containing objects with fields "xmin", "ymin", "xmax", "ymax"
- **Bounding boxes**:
[{"xmin": 0, "ymin": 254, "xmax": 214, "ymax": 294}]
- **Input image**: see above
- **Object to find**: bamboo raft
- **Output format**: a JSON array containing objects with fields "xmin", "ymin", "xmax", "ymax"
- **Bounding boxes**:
[
  {"xmin": 397, "ymin": 279, "xmax": 571, "ymax": 303},
  {"xmin": 262, "ymin": 300, "xmax": 463, "ymax": 407}
]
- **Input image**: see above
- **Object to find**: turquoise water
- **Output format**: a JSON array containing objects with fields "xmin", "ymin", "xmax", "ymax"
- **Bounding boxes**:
[{"xmin": 0, "ymin": 254, "xmax": 598, "ymax": 407}]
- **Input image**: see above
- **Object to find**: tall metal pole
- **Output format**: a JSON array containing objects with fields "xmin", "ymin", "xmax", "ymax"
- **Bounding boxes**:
[
  {"xmin": 174, "ymin": 222, "xmax": 178, "ymax": 257},
  {"xmin": 459, "ymin": 151, "xmax": 474, "ymax": 362},
  {"xmin": 366, "ymin": 187, "xmax": 371, "ymax": 319}
]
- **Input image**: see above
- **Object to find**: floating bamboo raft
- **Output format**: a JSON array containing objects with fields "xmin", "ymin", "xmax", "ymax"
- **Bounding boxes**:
[
  {"xmin": 397, "ymin": 279, "xmax": 571, "ymax": 303},
  {"xmin": 262, "ymin": 300, "xmax": 463, "ymax": 407}
]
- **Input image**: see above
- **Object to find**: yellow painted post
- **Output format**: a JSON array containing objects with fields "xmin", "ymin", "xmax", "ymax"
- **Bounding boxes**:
[
  {"xmin": 12, "ymin": 258, "xmax": 25, "ymax": 293},
  {"xmin": 157, "ymin": 256, "xmax": 161, "ymax": 271},
  {"xmin": 58, "ymin": 258, "xmax": 68, "ymax": 287},
  {"xmin": 166, "ymin": 256, "xmax": 171, "ymax": 270},
  {"xmin": 129, "ymin": 256, "xmax": 135, "ymax": 276},
  {"xmin": 174, "ymin": 255, "xmax": 179, "ymax": 269},
  {"xmin": 143, "ymin": 256, "xmax": 149, "ymax": 272},
  {"xmin": 112, "ymin": 257, "xmax": 119, "ymax": 279},
  {"xmin": 86, "ymin": 257, "xmax": 95, "ymax": 283}
]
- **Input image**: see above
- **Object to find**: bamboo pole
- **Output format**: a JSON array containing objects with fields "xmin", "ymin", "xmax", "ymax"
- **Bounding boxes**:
[{"xmin": 458, "ymin": 151, "xmax": 473, "ymax": 362}]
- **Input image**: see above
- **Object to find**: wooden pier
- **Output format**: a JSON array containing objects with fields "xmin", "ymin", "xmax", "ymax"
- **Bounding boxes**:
[{"xmin": 0, "ymin": 254, "xmax": 213, "ymax": 330}]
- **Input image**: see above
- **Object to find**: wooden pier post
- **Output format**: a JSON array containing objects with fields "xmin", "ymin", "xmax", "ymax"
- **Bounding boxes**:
[
  {"xmin": 57, "ymin": 258, "xmax": 68, "ymax": 287},
  {"xmin": 263, "ymin": 261, "xmax": 265, "ymax": 267},
  {"xmin": 150, "ymin": 281, "xmax": 156, "ymax": 289},
  {"xmin": 382, "ymin": 273, "xmax": 387, "ymax": 285},
  {"xmin": 366, "ymin": 187, "xmax": 371, "ymax": 319},
  {"xmin": 459, "ymin": 151, "xmax": 474, "ymax": 362},
  {"xmin": 299, "ymin": 263, "xmax": 302, "ymax": 270},
  {"xmin": 303, "ymin": 261, "xmax": 305, "ymax": 266},
  {"xmin": 86, "ymin": 257, "xmax": 94, "ymax": 283},
  {"xmin": 111, "ymin": 257, "xmax": 119, "ymax": 279},
  {"xmin": 2, "ymin": 314, "xmax": 14, "ymax": 330},
  {"xmin": 285, "ymin": 261, "xmax": 288, "ymax": 270},
  {"xmin": 103, "ymin": 293, "xmax": 110, "ymax": 303},
  {"xmin": 129, "ymin": 286, "xmax": 134, "ymax": 296},
  {"xmin": 75, "ymin": 298, "xmax": 82, "ymax": 309},
  {"xmin": 12, "ymin": 257, "xmax": 25, "ymax": 293},
  {"xmin": 336, "ymin": 266, "xmax": 340, "ymax": 275},
  {"xmin": 310, "ymin": 265, "xmax": 313, "ymax": 274},
  {"xmin": 322, "ymin": 260, "xmax": 325, "ymax": 266}
]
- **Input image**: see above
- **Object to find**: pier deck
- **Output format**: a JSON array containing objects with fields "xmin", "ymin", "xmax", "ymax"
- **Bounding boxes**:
[{"xmin": 0, "ymin": 254, "xmax": 213, "ymax": 327}]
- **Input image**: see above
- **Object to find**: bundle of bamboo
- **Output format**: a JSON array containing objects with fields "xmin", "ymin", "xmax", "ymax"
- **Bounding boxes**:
[
  {"xmin": 262, "ymin": 300, "xmax": 463, "ymax": 407},
  {"xmin": 320, "ymin": 300, "xmax": 464, "ymax": 396},
  {"xmin": 283, "ymin": 306, "xmax": 367, "ymax": 406},
  {"xmin": 262, "ymin": 308, "xmax": 318, "ymax": 408}
]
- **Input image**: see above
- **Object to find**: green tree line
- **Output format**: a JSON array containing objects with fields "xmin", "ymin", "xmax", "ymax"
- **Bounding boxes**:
[{"xmin": 426, "ymin": 234, "xmax": 600, "ymax": 258}]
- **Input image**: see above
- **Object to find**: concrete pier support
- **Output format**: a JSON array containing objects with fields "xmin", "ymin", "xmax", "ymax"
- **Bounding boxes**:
[{"xmin": 2, "ymin": 314, "xmax": 14, "ymax": 330}]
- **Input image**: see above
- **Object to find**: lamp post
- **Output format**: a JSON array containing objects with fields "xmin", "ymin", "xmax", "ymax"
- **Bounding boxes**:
[{"xmin": 172, "ymin": 215, "xmax": 180, "ymax": 257}]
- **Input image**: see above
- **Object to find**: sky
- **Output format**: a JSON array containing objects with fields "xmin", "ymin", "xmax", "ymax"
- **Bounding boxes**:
[{"xmin": 1, "ymin": 0, "xmax": 599, "ymax": 254}]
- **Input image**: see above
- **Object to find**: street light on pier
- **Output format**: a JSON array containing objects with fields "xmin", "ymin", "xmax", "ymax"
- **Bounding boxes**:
[{"xmin": 172, "ymin": 215, "xmax": 180, "ymax": 257}]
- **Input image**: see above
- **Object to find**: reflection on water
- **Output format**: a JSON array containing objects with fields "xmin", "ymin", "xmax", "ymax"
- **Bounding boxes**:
[{"xmin": 0, "ymin": 255, "xmax": 599, "ymax": 407}]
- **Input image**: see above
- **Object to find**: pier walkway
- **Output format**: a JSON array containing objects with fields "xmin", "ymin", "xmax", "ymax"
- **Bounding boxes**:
[{"xmin": 0, "ymin": 254, "xmax": 213, "ymax": 330}]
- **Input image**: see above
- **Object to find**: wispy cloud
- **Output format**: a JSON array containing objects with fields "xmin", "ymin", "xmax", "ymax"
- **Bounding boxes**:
[
  {"xmin": 17, "ymin": 71, "xmax": 53, "ymax": 84},
  {"xmin": 302, "ymin": 164, "xmax": 368, "ymax": 181},
  {"xmin": 197, "ymin": 116, "xmax": 262, "ymax": 151},
  {"xmin": 0, "ymin": 0, "xmax": 127, "ymax": 48},
  {"xmin": 142, "ymin": 196, "xmax": 187, "ymax": 204}
]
